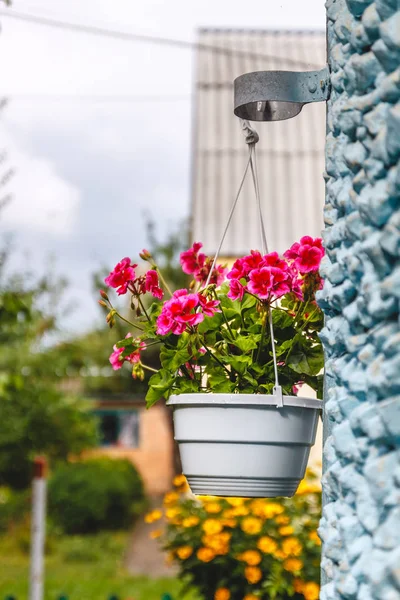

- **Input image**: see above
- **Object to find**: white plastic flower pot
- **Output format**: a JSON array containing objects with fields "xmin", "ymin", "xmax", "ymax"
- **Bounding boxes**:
[{"xmin": 167, "ymin": 393, "xmax": 322, "ymax": 498}]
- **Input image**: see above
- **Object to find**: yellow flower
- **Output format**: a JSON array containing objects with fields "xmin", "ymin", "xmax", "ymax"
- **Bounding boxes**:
[
  {"xmin": 176, "ymin": 545, "xmax": 193, "ymax": 560},
  {"xmin": 241, "ymin": 517, "xmax": 263, "ymax": 535},
  {"xmin": 226, "ymin": 497, "xmax": 244, "ymax": 506},
  {"xmin": 257, "ymin": 536, "xmax": 278, "ymax": 554},
  {"xmin": 275, "ymin": 515, "xmax": 290, "ymax": 525},
  {"xmin": 283, "ymin": 558, "xmax": 303, "ymax": 573},
  {"xmin": 202, "ymin": 519, "xmax": 223, "ymax": 535},
  {"xmin": 163, "ymin": 491, "xmax": 179, "ymax": 505},
  {"xmin": 197, "ymin": 547, "xmax": 216, "ymax": 562},
  {"xmin": 204, "ymin": 502, "xmax": 222, "ymax": 514},
  {"xmin": 293, "ymin": 579, "xmax": 304, "ymax": 593},
  {"xmin": 144, "ymin": 509, "xmax": 163, "ymax": 523},
  {"xmin": 165, "ymin": 507, "xmax": 180, "ymax": 520},
  {"xmin": 279, "ymin": 526, "xmax": 294, "ymax": 536},
  {"xmin": 244, "ymin": 566, "xmax": 262, "ymax": 584},
  {"xmin": 282, "ymin": 537, "xmax": 303, "ymax": 557},
  {"xmin": 303, "ymin": 582, "xmax": 320, "ymax": 600},
  {"xmin": 273, "ymin": 549, "xmax": 288, "ymax": 560},
  {"xmin": 231, "ymin": 505, "xmax": 249, "ymax": 517},
  {"xmin": 221, "ymin": 518, "xmax": 237, "ymax": 528},
  {"xmin": 309, "ymin": 530, "xmax": 321, "ymax": 545},
  {"xmin": 238, "ymin": 550, "xmax": 262, "ymax": 565},
  {"xmin": 182, "ymin": 516, "xmax": 200, "ymax": 528},
  {"xmin": 243, "ymin": 595, "xmax": 259, "ymax": 600},
  {"xmin": 214, "ymin": 588, "xmax": 231, "ymax": 600},
  {"xmin": 173, "ymin": 474, "xmax": 187, "ymax": 487},
  {"xmin": 202, "ymin": 532, "xmax": 231, "ymax": 555},
  {"xmin": 262, "ymin": 502, "xmax": 285, "ymax": 518},
  {"xmin": 149, "ymin": 529, "xmax": 162, "ymax": 539},
  {"xmin": 296, "ymin": 480, "xmax": 321, "ymax": 495}
]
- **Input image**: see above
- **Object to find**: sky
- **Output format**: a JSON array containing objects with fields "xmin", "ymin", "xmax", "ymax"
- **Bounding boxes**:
[{"xmin": 0, "ymin": 0, "xmax": 325, "ymax": 337}]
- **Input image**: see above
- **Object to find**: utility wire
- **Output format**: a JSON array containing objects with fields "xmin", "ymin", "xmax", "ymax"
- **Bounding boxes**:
[{"xmin": 0, "ymin": 9, "xmax": 322, "ymax": 69}]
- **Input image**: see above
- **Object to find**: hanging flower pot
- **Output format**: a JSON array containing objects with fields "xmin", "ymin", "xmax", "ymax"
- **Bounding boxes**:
[
  {"xmin": 101, "ymin": 122, "xmax": 324, "ymax": 498},
  {"xmin": 101, "ymin": 233, "xmax": 324, "ymax": 498},
  {"xmin": 167, "ymin": 393, "xmax": 321, "ymax": 497}
]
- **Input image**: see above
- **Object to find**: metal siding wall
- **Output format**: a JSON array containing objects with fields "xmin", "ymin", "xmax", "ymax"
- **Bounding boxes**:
[{"xmin": 319, "ymin": 1, "xmax": 400, "ymax": 598}]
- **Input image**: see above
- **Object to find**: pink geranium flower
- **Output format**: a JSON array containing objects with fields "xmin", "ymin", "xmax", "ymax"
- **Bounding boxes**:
[
  {"xmin": 105, "ymin": 257, "xmax": 137, "ymax": 295},
  {"xmin": 248, "ymin": 267, "xmax": 274, "ymax": 299},
  {"xmin": 156, "ymin": 290, "xmax": 204, "ymax": 335},
  {"xmin": 180, "ymin": 242, "xmax": 205, "ymax": 275},
  {"xmin": 145, "ymin": 270, "xmax": 164, "ymax": 299},
  {"xmin": 227, "ymin": 279, "xmax": 246, "ymax": 301},
  {"xmin": 261, "ymin": 251, "xmax": 289, "ymax": 271},
  {"xmin": 109, "ymin": 345, "xmax": 124, "ymax": 370},
  {"xmin": 198, "ymin": 294, "xmax": 221, "ymax": 317},
  {"xmin": 284, "ymin": 237, "xmax": 324, "ymax": 274}
]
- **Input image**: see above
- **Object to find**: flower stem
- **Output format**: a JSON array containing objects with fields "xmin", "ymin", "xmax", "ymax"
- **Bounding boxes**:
[
  {"xmin": 255, "ymin": 307, "xmax": 268, "ymax": 364},
  {"xmin": 212, "ymin": 289, "xmax": 235, "ymax": 341},
  {"xmin": 137, "ymin": 295, "xmax": 151, "ymax": 322},
  {"xmin": 202, "ymin": 342, "xmax": 232, "ymax": 378},
  {"xmin": 141, "ymin": 363, "xmax": 158, "ymax": 373},
  {"xmin": 114, "ymin": 311, "xmax": 145, "ymax": 331},
  {"xmin": 154, "ymin": 266, "xmax": 174, "ymax": 298}
]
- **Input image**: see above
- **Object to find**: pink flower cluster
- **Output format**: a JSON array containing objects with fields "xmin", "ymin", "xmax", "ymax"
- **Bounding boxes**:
[
  {"xmin": 109, "ymin": 335, "xmax": 146, "ymax": 370},
  {"xmin": 105, "ymin": 258, "xmax": 163, "ymax": 300},
  {"xmin": 156, "ymin": 289, "xmax": 220, "ymax": 336},
  {"xmin": 180, "ymin": 242, "xmax": 227, "ymax": 286},
  {"xmin": 284, "ymin": 236, "xmax": 324, "ymax": 274},
  {"xmin": 227, "ymin": 251, "xmax": 292, "ymax": 301},
  {"xmin": 105, "ymin": 257, "xmax": 137, "ymax": 296},
  {"xmin": 227, "ymin": 237, "xmax": 324, "ymax": 302}
]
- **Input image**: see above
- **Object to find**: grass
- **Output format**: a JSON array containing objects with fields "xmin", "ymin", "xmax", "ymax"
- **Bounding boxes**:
[{"xmin": 0, "ymin": 530, "xmax": 197, "ymax": 600}]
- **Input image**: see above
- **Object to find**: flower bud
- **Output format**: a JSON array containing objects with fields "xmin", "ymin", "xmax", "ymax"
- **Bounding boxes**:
[
  {"xmin": 98, "ymin": 299, "xmax": 107, "ymax": 308},
  {"xmin": 139, "ymin": 249, "xmax": 152, "ymax": 261},
  {"xmin": 99, "ymin": 289, "xmax": 109, "ymax": 300}
]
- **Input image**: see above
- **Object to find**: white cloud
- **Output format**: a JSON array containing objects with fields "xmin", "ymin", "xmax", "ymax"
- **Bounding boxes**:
[{"xmin": 0, "ymin": 128, "xmax": 80, "ymax": 236}]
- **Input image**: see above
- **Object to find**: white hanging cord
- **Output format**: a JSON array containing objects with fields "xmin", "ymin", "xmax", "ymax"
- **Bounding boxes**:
[
  {"xmin": 204, "ymin": 119, "xmax": 282, "ymax": 405},
  {"xmin": 248, "ymin": 137, "xmax": 282, "ymax": 404},
  {"xmin": 204, "ymin": 151, "xmax": 252, "ymax": 290}
]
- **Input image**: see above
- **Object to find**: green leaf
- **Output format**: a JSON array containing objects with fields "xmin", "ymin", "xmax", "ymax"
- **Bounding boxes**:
[
  {"xmin": 145, "ymin": 369, "xmax": 175, "ymax": 408},
  {"xmin": 222, "ymin": 354, "xmax": 251, "ymax": 375},
  {"xmin": 197, "ymin": 312, "xmax": 224, "ymax": 333},
  {"xmin": 160, "ymin": 346, "xmax": 191, "ymax": 372},
  {"xmin": 288, "ymin": 345, "xmax": 324, "ymax": 376},
  {"xmin": 231, "ymin": 334, "xmax": 259, "ymax": 353},
  {"xmin": 207, "ymin": 371, "xmax": 235, "ymax": 393}
]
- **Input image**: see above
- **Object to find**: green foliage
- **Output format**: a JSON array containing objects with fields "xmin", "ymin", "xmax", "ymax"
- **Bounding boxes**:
[
  {"xmin": 140, "ymin": 290, "xmax": 323, "ymax": 407},
  {"xmin": 0, "ymin": 263, "xmax": 98, "ymax": 489},
  {"xmin": 0, "ymin": 487, "xmax": 30, "ymax": 532},
  {"xmin": 48, "ymin": 457, "xmax": 146, "ymax": 534},
  {"xmin": 0, "ymin": 531, "xmax": 195, "ymax": 600}
]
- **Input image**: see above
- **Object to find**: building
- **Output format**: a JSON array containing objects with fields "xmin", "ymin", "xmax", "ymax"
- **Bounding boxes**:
[{"xmin": 190, "ymin": 28, "xmax": 326, "ymax": 257}]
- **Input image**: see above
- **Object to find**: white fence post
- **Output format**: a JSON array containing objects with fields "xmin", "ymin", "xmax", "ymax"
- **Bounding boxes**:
[{"xmin": 29, "ymin": 456, "xmax": 47, "ymax": 600}]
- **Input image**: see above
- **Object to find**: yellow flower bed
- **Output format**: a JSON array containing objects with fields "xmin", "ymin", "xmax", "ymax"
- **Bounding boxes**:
[{"xmin": 145, "ymin": 469, "xmax": 322, "ymax": 600}]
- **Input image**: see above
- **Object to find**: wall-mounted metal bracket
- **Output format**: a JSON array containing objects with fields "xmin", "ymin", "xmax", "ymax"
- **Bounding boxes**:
[{"xmin": 234, "ymin": 66, "xmax": 330, "ymax": 122}]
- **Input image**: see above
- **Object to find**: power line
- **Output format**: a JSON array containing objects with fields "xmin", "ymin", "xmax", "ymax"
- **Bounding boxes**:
[{"xmin": 0, "ymin": 9, "xmax": 322, "ymax": 69}]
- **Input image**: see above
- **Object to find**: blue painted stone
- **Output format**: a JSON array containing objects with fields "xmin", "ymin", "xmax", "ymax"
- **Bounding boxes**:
[
  {"xmin": 356, "ymin": 492, "xmax": 379, "ymax": 532},
  {"xmin": 374, "ymin": 507, "xmax": 400, "ymax": 549},
  {"xmin": 357, "ymin": 179, "xmax": 394, "ymax": 226},
  {"xmin": 334, "ymin": 421, "xmax": 362, "ymax": 461},
  {"xmin": 321, "ymin": 581, "xmax": 337, "ymax": 600},
  {"xmin": 381, "ymin": 266, "xmax": 400, "ymax": 298},
  {"xmin": 380, "ymin": 12, "xmax": 400, "ymax": 50},
  {"xmin": 364, "ymin": 157, "xmax": 386, "ymax": 180},
  {"xmin": 364, "ymin": 451, "xmax": 398, "ymax": 502},
  {"xmin": 361, "ymin": 4, "xmax": 381, "ymax": 41},
  {"xmin": 377, "ymin": 396, "xmax": 400, "ymax": 439},
  {"xmin": 347, "ymin": 534, "xmax": 373, "ymax": 563},
  {"xmin": 344, "ymin": 141, "xmax": 368, "ymax": 172},
  {"xmin": 344, "ymin": 52, "xmax": 382, "ymax": 94},
  {"xmin": 346, "ymin": 0, "xmax": 373, "ymax": 17},
  {"xmin": 364, "ymin": 103, "xmax": 390, "ymax": 136},
  {"xmin": 386, "ymin": 103, "xmax": 400, "ymax": 160},
  {"xmin": 336, "ymin": 572, "xmax": 358, "ymax": 598},
  {"xmin": 372, "ymin": 39, "xmax": 400, "ymax": 74},
  {"xmin": 387, "ymin": 546, "xmax": 400, "ymax": 589},
  {"xmin": 375, "ymin": 0, "xmax": 398, "ymax": 20}
]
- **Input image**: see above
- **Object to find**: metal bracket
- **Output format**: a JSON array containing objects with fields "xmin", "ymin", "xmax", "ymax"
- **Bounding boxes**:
[{"xmin": 234, "ymin": 66, "xmax": 330, "ymax": 122}]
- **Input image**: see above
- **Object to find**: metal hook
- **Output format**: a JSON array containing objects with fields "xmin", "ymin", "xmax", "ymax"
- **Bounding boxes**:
[{"xmin": 240, "ymin": 118, "xmax": 259, "ymax": 145}]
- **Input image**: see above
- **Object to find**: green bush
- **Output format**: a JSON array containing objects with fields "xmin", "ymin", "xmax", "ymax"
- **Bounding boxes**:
[
  {"xmin": 48, "ymin": 457, "xmax": 146, "ymax": 534},
  {"xmin": 0, "ymin": 486, "xmax": 30, "ymax": 532}
]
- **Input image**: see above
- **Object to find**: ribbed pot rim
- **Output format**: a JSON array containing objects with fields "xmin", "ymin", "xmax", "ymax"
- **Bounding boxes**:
[{"xmin": 167, "ymin": 393, "xmax": 322, "ymax": 410}]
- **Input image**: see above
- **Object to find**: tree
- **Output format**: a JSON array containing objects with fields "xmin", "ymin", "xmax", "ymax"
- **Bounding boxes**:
[{"xmin": 0, "ymin": 261, "xmax": 98, "ymax": 489}]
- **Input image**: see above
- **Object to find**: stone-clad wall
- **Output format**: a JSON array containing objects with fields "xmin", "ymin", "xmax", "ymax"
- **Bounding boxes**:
[{"xmin": 318, "ymin": 0, "xmax": 400, "ymax": 598}]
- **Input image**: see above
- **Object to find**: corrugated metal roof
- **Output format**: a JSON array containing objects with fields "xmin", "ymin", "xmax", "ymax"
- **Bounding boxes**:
[{"xmin": 190, "ymin": 29, "xmax": 326, "ymax": 257}]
